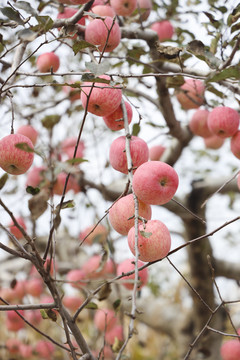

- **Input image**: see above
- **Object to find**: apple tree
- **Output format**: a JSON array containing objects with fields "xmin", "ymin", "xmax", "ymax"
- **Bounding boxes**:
[{"xmin": 0, "ymin": 0, "xmax": 240, "ymax": 359}]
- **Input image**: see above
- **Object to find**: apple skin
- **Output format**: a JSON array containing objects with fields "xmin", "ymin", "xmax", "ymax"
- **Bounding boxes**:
[
  {"xmin": 110, "ymin": 0, "xmax": 137, "ymax": 16},
  {"xmin": 53, "ymin": 172, "xmax": 81, "ymax": 195},
  {"xmin": 61, "ymin": 136, "xmax": 85, "ymax": 159},
  {"xmin": 26, "ymin": 166, "xmax": 47, "ymax": 188},
  {"xmin": 128, "ymin": 219, "xmax": 171, "ymax": 262},
  {"xmin": 36, "ymin": 52, "xmax": 60, "ymax": 72},
  {"xmin": 90, "ymin": 5, "xmax": 116, "ymax": 19},
  {"xmin": 189, "ymin": 109, "xmax": 212, "ymax": 138},
  {"xmin": 117, "ymin": 258, "xmax": 148, "ymax": 290},
  {"xmin": 204, "ymin": 134, "xmax": 224, "ymax": 149},
  {"xmin": 220, "ymin": 339, "xmax": 240, "ymax": 360},
  {"xmin": 237, "ymin": 174, "xmax": 240, "ymax": 190},
  {"xmin": 136, "ymin": 0, "xmax": 152, "ymax": 21},
  {"xmin": 231, "ymin": 130, "xmax": 240, "ymax": 159},
  {"xmin": 84, "ymin": 16, "xmax": 121, "ymax": 52},
  {"xmin": 109, "ymin": 193, "xmax": 152, "ymax": 235},
  {"xmin": 6, "ymin": 338, "xmax": 21, "ymax": 354},
  {"xmin": 207, "ymin": 106, "xmax": 240, "ymax": 138},
  {"xmin": 105, "ymin": 324, "xmax": 124, "ymax": 345},
  {"xmin": 25, "ymin": 309, "xmax": 42, "ymax": 325},
  {"xmin": 9, "ymin": 216, "xmax": 27, "ymax": 240},
  {"xmin": 103, "ymin": 101, "xmax": 133, "ymax": 130},
  {"xmin": 109, "ymin": 135, "xmax": 149, "ymax": 174},
  {"xmin": 176, "ymin": 79, "xmax": 205, "ymax": 110},
  {"xmin": 94, "ymin": 308, "xmax": 117, "ymax": 332},
  {"xmin": 57, "ymin": 7, "xmax": 85, "ymax": 36},
  {"xmin": 63, "ymin": 83, "xmax": 81, "ymax": 102},
  {"xmin": 132, "ymin": 161, "xmax": 179, "ymax": 205},
  {"xmin": 82, "ymin": 254, "xmax": 114, "ymax": 278},
  {"xmin": 62, "ymin": 295, "xmax": 84, "ymax": 311},
  {"xmin": 17, "ymin": 125, "xmax": 38, "ymax": 145},
  {"xmin": 0, "ymin": 134, "xmax": 34, "ymax": 175},
  {"xmin": 35, "ymin": 340, "xmax": 55, "ymax": 359},
  {"xmin": 151, "ymin": 20, "xmax": 174, "ymax": 41},
  {"xmin": 79, "ymin": 224, "xmax": 108, "ymax": 245},
  {"xmin": 81, "ymin": 75, "xmax": 122, "ymax": 116},
  {"xmin": 149, "ymin": 145, "xmax": 166, "ymax": 161},
  {"xmin": 25, "ymin": 277, "xmax": 44, "ymax": 297},
  {"xmin": 19, "ymin": 344, "xmax": 33, "ymax": 358},
  {"xmin": 66, "ymin": 269, "xmax": 86, "ymax": 288}
]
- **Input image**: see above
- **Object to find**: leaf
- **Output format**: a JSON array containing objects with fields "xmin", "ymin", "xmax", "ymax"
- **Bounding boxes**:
[
  {"xmin": 132, "ymin": 123, "xmax": 140, "ymax": 136},
  {"xmin": 85, "ymin": 60, "xmax": 111, "ymax": 76},
  {"xmin": 14, "ymin": 1, "xmax": 37, "ymax": 16},
  {"xmin": 209, "ymin": 66, "xmax": 240, "ymax": 82},
  {"xmin": 98, "ymin": 282, "xmax": 111, "ymax": 301},
  {"xmin": 41, "ymin": 115, "xmax": 61, "ymax": 129},
  {"xmin": 55, "ymin": 200, "xmax": 75, "ymax": 212},
  {"xmin": 85, "ymin": 302, "xmax": 98, "ymax": 310},
  {"xmin": 186, "ymin": 40, "xmax": 205, "ymax": 56},
  {"xmin": 28, "ymin": 189, "xmax": 49, "ymax": 220},
  {"xmin": 53, "ymin": 213, "xmax": 61, "ymax": 230},
  {"xmin": 0, "ymin": 173, "xmax": 8, "ymax": 190},
  {"xmin": 26, "ymin": 185, "xmax": 40, "ymax": 196},
  {"xmin": 36, "ymin": 15, "xmax": 53, "ymax": 32},
  {"xmin": 65, "ymin": 157, "xmax": 88, "ymax": 165},
  {"xmin": 186, "ymin": 40, "xmax": 221, "ymax": 69},
  {"xmin": 157, "ymin": 44, "xmax": 182, "ymax": 59},
  {"xmin": 46, "ymin": 309, "xmax": 57, "ymax": 322},
  {"xmin": 203, "ymin": 11, "xmax": 220, "ymax": 28},
  {"xmin": 18, "ymin": 29, "xmax": 37, "ymax": 42},
  {"xmin": 113, "ymin": 299, "xmax": 121, "ymax": 312},
  {"xmin": 139, "ymin": 230, "xmax": 152, "ymax": 238},
  {"xmin": 0, "ymin": 7, "xmax": 25, "ymax": 25},
  {"xmin": 15, "ymin": 142, "xmax": 34, "ymax": 153},
  {"xmin": 166, "ymin": 75, "xmax": 185, "ymax": 88},
  {"xmin": 72, "ymin": 40, "xmax": 96, "ymax": 54},
  {"xmin": 40, "ymin": 309, "xmax": 48, "ymax": 320},
  {"xmin": 81, "ymin": 73, "xmax": 110, "ymax": 83}
]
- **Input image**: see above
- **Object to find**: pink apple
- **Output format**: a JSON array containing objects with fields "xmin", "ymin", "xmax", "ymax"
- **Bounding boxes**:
[
  {"xmin": 109, "ymin": 135, "xmax": 149, "ymax": 174},
  {"xmin": 57, "ymin": 8, "xmax": 85, "ymax": 36},
  {"xmin": 84, "ymin": 16, "xmax": 121, "ymax": 52},
  {"xmin": 9, "ymin": 216, "xmax": 27, "ymax": 239},
  {"xmin": 17, "ymin": 125, "xmax": 38, "ymax": 145},
  {"xmin": 109, "ymin": 193, "xmax": 152, "ymax": 235},
  {"xmin": 66, "ymin": 269, "xmax": 86, "ymax": 288},
  {"xmin": 36, "ymin": 52, "xmax": 60, "ymax": 72},
  {"xmin": 6, "ymin": 338, "xmax": 21, "ymax": 354},
  {"xmin": 116, "ymin": 258, "xmax": 148, "ymax": 290},
  {"xmin": 89, "ymin": 5, "xmax": 116, "ymax": 19},
  {"xmin": 26, "ymin": 166, "xmax": 47, "ymax": 188},
  {"xmin": 35, "ymin": 340, "xmax": 55, "ymax": 359},
  {"xmin": 11, "ymin": 280, "xmax": 26, "ymax": 300},
  {"xmin": 79, "ymin": 224, "xmax": 108, "ymax": 245},
  {"xmin": 105, "ymin": 325, "xmax": 124, "ymax": 345},
  {"xmin": 0, "ymin": 287, "xmax": 15, "ymax": 303},
  {"xmin": 151, "ymin": 20, "xmax": 174, "ymax": 41},
  {"xmin": 63, "ymin": 83, "xmax": 81, "ymax": 102},
  {"xmin": 207, "ymin": 106, "xmax": 239, "ymax": 138},
  {"xmin": 61, "ymin": 136, "xmax": 85, "ymax": 159},
  {"xmin": 136, "ymin": 0, "xmax": 152, "ymax": 21},
  {"xmin": 176, "ymin": 79, "xmax": 205, "ymax": 110},
  {"xmin": 81, "ymin": 75, "xmax": 122, "ymax": 116},
  {"xmin": 53, "ymin": 172, "xmax": 81, "ymax": 195},
  {"xmin": 62, "ymin": 295, "xmax": 84, "ymax": 311},
  {"xmin": 94, "ymin": 308, "xmax": 117, "ymax": 332},
  {"xmin": 0, "ymin": 134, "xmax": 34, "ymax": 175},
  {"xmin": 110, "ymin": 0, "xmax": 137, "ymax": 16},
  {"xmin": 221, "ymin": 339, "xmax": 240, "ymax": 360},
  {"xmin": 25, "ymin": 310, "xmax": 42, "ymax": 325},
  {"xmin": 82, "ymin": 254, "xmax": 114, "ymax": 279},
  {"xmin": 231, "ymin": 130, "xmax": 240, "ymax": 159},
  {"xmin": 6, "ymin": 310, "xmax": 25, "ymax": 331},
  {"xmin": 189, "ymin": 109, "xmax": 212, "ymax": 138},
  {"xmin": 128, "ymin": 219, "xmax": 171, "ymax": 262},
  {"xmin": 19, "ymin": 344, "xmax": 33, "ymax": 358},
  {"xmin": 149, "ymin": 145, "xmax": 166, "ymax": 161},
  {"xmin": 25, "ymin": 277, "xmax": 44, "ymax": 297},
  {"xmin": 237, "ymin": 174, "xmax": 240, "ymax": 190},
  {"xmin": 204, "ymin": 134, "xmax": 224, "ymax": 149},
  {"xmin": 132, "ymin": 161, "xmax": 179, "ymax": 205},
  {"xmin": 103, "ymin": 101, "xmax": 133, "ymax": 130}
]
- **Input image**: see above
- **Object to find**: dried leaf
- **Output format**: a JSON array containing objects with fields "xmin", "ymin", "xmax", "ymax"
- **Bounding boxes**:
[
  {"xmin": 85, "ymin": 302, "xmax": 98, "ymax": 310},
  {"xmin": 139, "ymin": 230, "xmax": 152, "ymax": 238},
  {"xmin": 0, "ymin": 173, "xmax": 8, "ymax": 190},
  {"xmin": 98, "ymin": 282, "xmax": 111, "ymax": 301},
  {"xmin": 72, "ymin": 40, "xmax": 96, "ymax": 55},
  {"xmin": 157, "ymin": 44, "xmax": 182, "ymax": 59},
  {"xmin": 28, "ymin": 189, "xmax": 49, "ymax": 220}
]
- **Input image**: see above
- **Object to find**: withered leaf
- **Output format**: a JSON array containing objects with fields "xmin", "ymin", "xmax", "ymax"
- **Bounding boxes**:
[
  {"xmin": 98, "ymin": 282, "xmax": 111, "ymax": 301},
  {"xmin": 157, "ymin": 44, "xmax": 182, "ymax": 59},
  {"xmin": 186, "ymin": 40, "xmax": 205, "ymax": 55},
  {"xmin": 28, "ymin": 189, "xmax": 49, "ymax": 220}
]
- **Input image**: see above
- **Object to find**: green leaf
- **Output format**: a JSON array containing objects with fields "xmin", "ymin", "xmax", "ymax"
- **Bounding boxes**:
[
  {"xmin": 98, "ymin": 282, "xmax": 111, "ymax": 301},
  {"xmin": 132, "ymin": 123, "xmax": 140, "ymax": 136},
  {"xmin": 72, "ymin": 40, "xmax": 96, "ymax": 54},
  {"xmin": 55, "ymin": 200, "xmax": 75, "ymax": 212},
  {"xmin": 0, "ymin": 7, "xmax": 25, "ymax": 25},
  {"xmin": 113, "ymin": 299, "xmax": 121, "ymax": 312},
  {"xmin": 41, "ymin": 114, "xmax": 61, "ymax": 129},
  {"xmin": 81, "ymin": 73, "xmax": 110, "ymax": 83},
  {"xmin": 40, "ymin": 309, "xmax": 48, "ymax": 320},
  {"xmin": 18, "ymin": 29, "xmax": 37, "ymax": 42},
  {"xmin": 26, "ymin": 185, "xmax": 40, "ymax": 195},
  {"xmin": 85, "ymin": 60, "xmax": 111, "ymax": 76},
  {"xmin": 209, "ymin": 66, "xmax": 240, "ymax": 82},
  {"xmin": 15, "ymin": 142, "xmax": 34, "ymax": 153},
  {"xmin": 65, "ymin": 157, "xmax": 88, "ymax": 165},
  {"xmin": 139, "ymin": 230, "xmax": 152, "ymax": 238},
  {"xmin": 166, "ymin": 75, "xmax": 185, "ymax": 89},
  {"xmin": 14, "ymin": 1, "xmax": 37, "ymax": 16},
  {"xmin": 0, "ymin": 173, "xmax": 8, "ymax": 190},
  {"xmin": 36, "ymin": 15, "xmax": 53, "ymax": 32},
  {"xmin": 85, "ymin": 302, "xmax": 98, "ymax": 310}
]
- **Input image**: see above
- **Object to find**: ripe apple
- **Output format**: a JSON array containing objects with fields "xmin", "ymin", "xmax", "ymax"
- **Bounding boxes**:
[
  {"xmin": 176, "ymin": 79, "xmax": 205, "ymax": 110},
  {"xmin": 66, "ymin": 269, "xmax": 86, "ymax": 288},
  {"xmin": 82, "ymin": 254, "xmax": 114, "ymax": 279},
  {"xmin": 132, "ymin": 161, "xmax": 179, "ymax": 205},
  {"xmin": 151, "ymin": 20, "xmax": 174, "ymax": 41},
  {"xmin": 17, "ymin": 125, "xmax": 38, "ymax": 145},
  {"xmin": 237, "ymin": 174, "xmax": 240, "ymax": 190},
  {"xmin": 94, "ymin": 308, "xmax": 117, "ymax": 332},
  {"xmin": 61, "ymin": 136, "xmax": 85, "ymax": 159},
  {"xmin": 207, "ymin": 106, "xmax": 239, "ymax": 138},
  {"xmin": 105, "ymin": 324, "xmax": 124, "ymax": 345},
  {"xmin": 204, "ymin": 134, "xmax": 224, "ymax": 149},
  {"xmin": 9, "ymin": 216, "xmax": 27, "ymax": 240},
  {"xmin": 136, "ymin": 0, "xmax": 152, "ymax": 21},
  {"xmin": 7, "ymin": 310, "xmax": 25, "ymax": 331},
  {"xmin": 149, "ymin": 145, "xmax": 166, "ymax": 161},
  {"xmin": 6, "ymin": 338, "xmax": 21, "ymax": 354},
  {"xmin": 25, "ymin": 309, "xmax": 42, "ymax": 325},
  {"xmin": 79, "ymin": 224, "xmax": 108, "ymax": 245},
  {"xmin": 19, "ymin": 344, "xmax": 33, "ymax": 358},
  {"xmin": 11, "ymin": 280, "xmax": 26, "ymax": 300},
  {"xmin": 103, "ymin": 101, "xmax": 133, "ymax": 130},
  {"xmin": 26, "ymin": 166, "xmax": 48, "ymax": 188},
  {"xmin": 89, "ymin": 5, "xmax": 116, "ymax": 19},
  {"xmin": 221, "ymin": 339, "xmax": 240, "ymax": 360},
  {"xmin": 116, "ymin": 258, "xmax": 148, "ymax": 290},
  {"xmin": 25, "ymin": 277, "xmax": 44, "ymax": 297},
  {"xmin": 63, "ymin": 83, "xmax": 81, "ymax": 102},
  {"xmin": 231, "ymin": 130, "xmax": 240, "ymax": 159},
  {"xmin": 62, "ymin": 295, "xmax": 84, "ymax": 311},
  {"xmin": 53, "ymin": 172, "xmax": 81, "ymax": 195},
  {"xmin": 128, "ymin": 219, "xmax": 171, "ymax": 262},
  {"xmin": 57, "ymin": 7, "xmax": 85, "ymax": 36},
  {"xmin": 109, "ymin": 135, "xmax": 149, "ymax": 174},
  {"xmin": 189, "ymin": 109, "xmax": 212, "ymax": 138},
  {"xmin": 110, "ymin": 0, "xmax": 137, "ymax": 16},
  {"xmin": 0, "ymin": 134, "xmax": 34, "ymax": 175},
  {"xmin": 36, "ymin": 52, "xmax": 60, "ymax": 72},
  {"xmin": 81, "ymin": 75, "xmax": 122, "ymax": 116},
  {"xmin": 84, "ymin": 16, "xmax": 121, "ymax": 52},
  {"xmin": 35, "ymin": 340, "xmax": 55, "ymax": 359},
  {"xmin": 109, "ymin": 193, "xmax": 152, "ymax": 235}
]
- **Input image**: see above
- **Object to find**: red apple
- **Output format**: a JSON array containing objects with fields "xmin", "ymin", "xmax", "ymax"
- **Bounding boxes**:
[
  {"xmin": 176, "ymin": 79, "xmax": 205, "ymax": 110},
  {"xmin": 207, "ymin": 106, "xmax": 239, "ymax": 138},
  {"xmin": 132, "ymin": 161, "xmax": 179, "ymax": 205},
  {"xmin": 151, "ymin": 20, "xmax": 174, "ymax": 41},
  {"xmin": 110, "ymin": 0, "xmax": 137, "ymax": 16},
  {"xmin": 9, "ymin": 216, "xmax": 27, "ymax": 239},
  {"xmin": 62, "ymin": 295, "xmax": 84, "ymax": 311},
  {"xmin": 61, "ymin": 136, "xmax": 85, "ymax": 159},
  {"xmin": 84, "ymin": 16, "xmax": 121, "ymax": 52},
  {"xmin": 204, "ymin": 134, "xmax": 224, "ymax": 149},
  {"xmin": 81, "ymin": 75, "xmax": 122, "ymax": 116},
  {"xmin": 103, "ymin": 101, "xmax": 133, "ymax": 130},
  {"xmin": 109, "ymin": 193, "xmax": 152, "ymax": 235},
  {"xmin": 189, "ymin": 109, "xmax": 212, "ymax": 138},
  {"xmin": 66, "ymin": 269, "xmax": 86, "ymax": 288},
  {"xmin": 63, "ymin": 83, "xmax": 81, "ymax": 102},
  {"xmin": 105, "ymin": 325, "xmax": 124, "ymax": 344},
  {"xmin": 17, "ymin": 125, "xmax": 38, "ymax": 145},
  {"xmin": 82, "ymin": 254, "xmax": 114, "ymax": 279},
  {"xmin": 53, "ymin": 172, "xmax": 81, "ymax": 195},
  {"xmin": 6, "ymin": 338, "xmax": 21, "ymax": 354},
  {"xmin": 117, "ymin": 258, "xmax": 148, "ymax": 290},
  {"xmin": 36, "ymin": 52, "xmax": 60, "ymax": 72},
  {"xmin": 79, "ymin": 224, "xmax": 108, "ymax": 245},
  {"xmin": 89, "ymin": 5, "xmax": 116, "ymax": 19},
  {"xmin": 149, "ymin": 145, "xmax": 166, "ymax": 161},
  {"xmin": 19, "ymin": 344, "xmax": 33, "ymax": 358},
  {"xmin": 26, "ymin": 166, "xmax": 48, "ymax": 188},
  {"xmin": 231, "ymin": 130, "xmax": 240, "ymax": 159},
  {"xmin": 128, "ymin": 219, "xmax": 171, "ymax": 262},
  {"xmin": 136, "ymin": 0, "xmax": 152, "ymax": 21},
  {"xmin": 11, "ymin": 280, "xmax": 26, "ymax": 300},
  {"xmin": 25, "ymin": 310, "xmax": 42, "ymax": 325},
  {"xmin": 25, "ymin": 277, "xmax": 44, "ymax": 297},
  {"xmin": 0, "ymin": 134, "xmax": 34, "ymax": 175},
  {"xmin": 94, "ymin": 308, "xmax": 117, "ymax": 331},
  {"xmin": 35, "ymin": 340, "xmax": 55, "ymax": 359},
  {"xmin": 237, "ymin": 173, "xmax": 240, "ymax": 190},
  {"xmin": 221, "ymin": 339, "xmax": 240, "ymax": 360},
  {"xmin": 57, "ymin": 7, "xmax": 85, "ymax": 36},
  {"xmin": 109, "ymin": 135, "xmax": 149, "ymax": 174}
]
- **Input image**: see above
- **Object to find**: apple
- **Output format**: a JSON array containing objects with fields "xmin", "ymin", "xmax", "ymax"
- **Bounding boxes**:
[
  {"xmin": 66, "ymin": 269, "xmax": 86, "ymax": 288},
  {"xmin": 105, "ymin": 325, "xmax": 124, "ymax": 345},
  {"xmin": 57, "ymin": 7, "xmax": 85, "ymax": 36},
  {"xmin": 17, "ymin": 125, "xmax": 38, "ymax": 145},
  {"xmin": 149, "ymin": 145, "xmax": 166, "ymax": 161},
  {"xmin": 11, "ymin": 280, "xmax": 26, "ymax": 300},
  {"xmin": 231, "ymin": 130, "xmax": 240, "ymax": 159},
  {"xmin": 103, "ymin": 101, "xmax": 133, "ymax": 130},
  {"xmin": 35, "ymin": 340, "xmax": 55, "ymax": 359},
  {"xmin": 61, "ymin": 136, "xmax": 85, "ymax": 159},
  {"xmin": 26, "ymin": 166, "xmax": 48, "ymax": 188},
  {"xmin": 207, "ymin": 106, "xmax": 239, "ymax": 138},
  {"xmin": 62, "ymin": 295, "xmax": 84, "ymax": 311},
  {"xmin": 89, "ymin": 5, "xmax": 116, "ymax": 19},
  {"xmin": 128, "ymin": 219, "xmax": 171, "ymax": 262},
  {"xmin": 109, "ymin": 193, "xmax": 152, "ymax": 235},
  {"xmin": 116, "ymin": 258, "xmax": 148, "ymax": 290},
  {"xmin": 63, "ymin": 83, "xmax": 81, "ymax": 102},
  {"xmin": 110, "ymin": 0, "xmax": 137, "ymax": 16},
  {"xmin": 82, "ymin": 254, "xmax": 114, "ymax": 278},
  {"xmin": 9, "ymin": 216, "xmax": 27, "ymax": 240},
  {"xmin": 53, "ymin": 172, "xmax": 81, "ymax": 195},
  {"xmin": 0, "ymin": 134, "xmax": 34, "ymax": 175},
  {"xmin": 81, "ymin": 75, "xmax": 122, "ymax": 116},
  {"xmin": 132, "ymin": 161, "xmax": 179, "ymax": 205},
  {"xmin": 136, "ymin": 0, "xmax": 152, "ymax": 21},
  {"xmin": 0, "ymin": 287, "xmax": 15, "ymax": 303},
  {"xmin": 6, "ymin": 338, "xmax": 21, "ymax": 354},
  {"xmin": 94, "ymin": 308, "xmax": 117, "ymax": 332},
  {"xmin": 6, "ymin": 310, "xmax": 25, "ymax": 331},
  {"xmin": 237, "ymin": 173, "xmax": 240, "ymax": 190},
  {"xmin": 221, "ymin": 339, "xmax": 240, "ymax": 360},
  {"xmin": 36, "ymin": 52, "xmax": 60, "ymax": 72},
  {"xmin": 189, "ymin": 109, "xmax": 212, "ymax": 138},
  {"xmin": 109, "ymin": 135, "xmax": 149, "ymax": 174},
  {"xmin": 204, "ymin": 134, "xmax": 224, "ymax": 149},
  {"xmin": 84, "ymin": 16, "xmax": 121, "ymax": 52},
  {"xmin": 150, "ymin": 20, "xmax": 174, "ymax": 41},
  {"xmin": 25, "ymin": 310, "xmax": 42, "ymax": 325},
  {"xmin": 19, "ymin": 344, "xmax": 33, "ymax": 358},
  {"xmin": 25, "ymin": 277, "xmax": 44, "ymax": 297},
  {"xmin": 79, "ymin": 224, "xmax": 108, "ymax": 245},
  {"xmin": 176, "ymin": 79, "xmax": 205, "ymax": 110}
]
